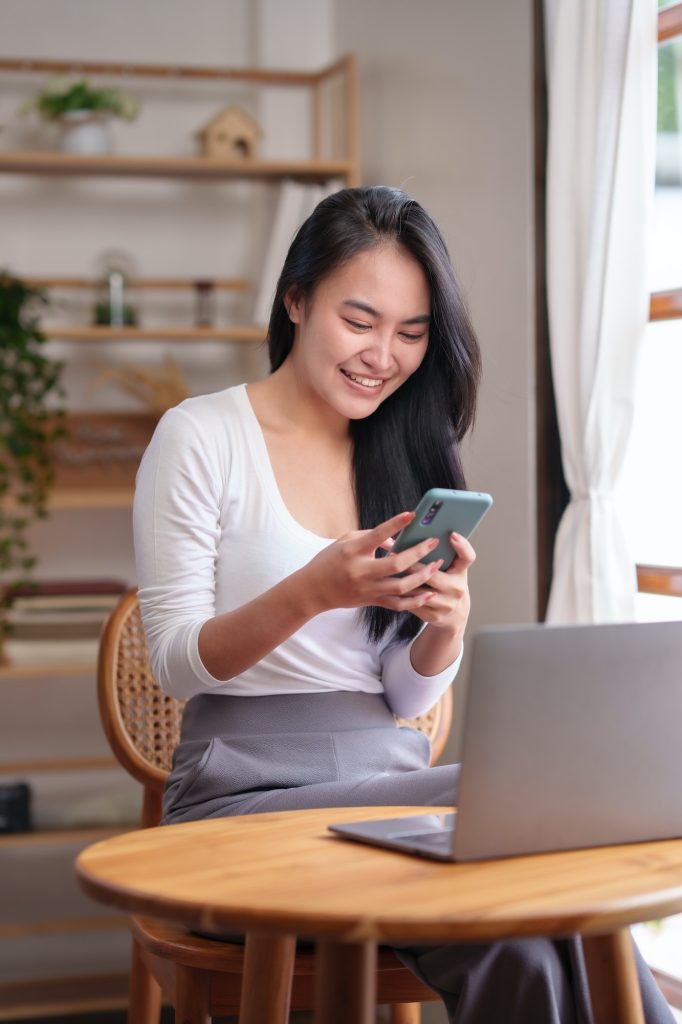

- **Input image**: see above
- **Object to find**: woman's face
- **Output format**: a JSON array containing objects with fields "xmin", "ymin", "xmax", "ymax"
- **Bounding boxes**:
[{"xmin": 285, "ymin": 244, "xmax": 430, "ymax": 424}]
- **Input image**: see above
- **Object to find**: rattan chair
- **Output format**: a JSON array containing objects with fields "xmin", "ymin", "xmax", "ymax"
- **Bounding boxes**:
[{"xmin": 98, "ymin": 587, "xmax": 453, "ymax": 1024}]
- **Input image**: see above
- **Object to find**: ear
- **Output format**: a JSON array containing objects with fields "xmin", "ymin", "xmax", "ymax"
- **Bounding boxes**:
[{"xmin": 284, "ymin": 286, "xmax": 303, "ymax": 324}]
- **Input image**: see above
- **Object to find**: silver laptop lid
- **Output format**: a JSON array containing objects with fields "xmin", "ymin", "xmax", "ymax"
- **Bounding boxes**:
[{"xmin": 454, "ymin": 620, "xmax": 682, "ymax": 860}]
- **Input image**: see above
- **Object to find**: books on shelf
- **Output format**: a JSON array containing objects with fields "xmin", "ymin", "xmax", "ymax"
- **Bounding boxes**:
[{"xmin": 3, "ymin": 579, "xmax": 128, "ymax": 668}]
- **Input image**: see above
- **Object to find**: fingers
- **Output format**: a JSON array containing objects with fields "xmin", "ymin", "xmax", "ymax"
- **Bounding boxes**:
[
  {"xmin": 385, "ymin": 535, "xmax": 443, "ymax": 575},
  {"xmin": 378, "ymin": 581, "xmax": 439, "ymax": 613},
  {"xmin": 363, "ymin": 511, "xmax": 414, "ymax": 553},
  {"xmin": 444, "ymin": 532, "xmax": 476, "ymax": 573},
  {"xmin": 389, "ymin": 557, "xmax": 443, "ymax": 595},
  {"xmin": 358, "ymin": 512, "xmax": 440, "ymax": 568}
]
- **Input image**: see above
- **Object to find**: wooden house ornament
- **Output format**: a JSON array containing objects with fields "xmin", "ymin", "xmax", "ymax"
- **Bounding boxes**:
[{"xmin": 198, "ymin": 105, "xmax": 261, "ymax": 160}]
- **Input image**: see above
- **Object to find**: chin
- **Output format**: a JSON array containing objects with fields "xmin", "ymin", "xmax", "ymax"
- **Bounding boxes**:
[{"xmin": 343, "ymin": 397, "xmax": 387, "ymax": 421}]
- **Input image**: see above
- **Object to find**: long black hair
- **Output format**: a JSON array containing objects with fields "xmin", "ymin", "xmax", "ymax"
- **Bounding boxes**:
[{"xmin": 267, "ymin": 186, "xmax": 481, "ymax": 644}]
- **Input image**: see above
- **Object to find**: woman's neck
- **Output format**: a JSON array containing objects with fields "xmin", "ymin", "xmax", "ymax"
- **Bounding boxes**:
[{"xmin": 247, "ymin": 361, "xmax": 351, "ymax": 445}]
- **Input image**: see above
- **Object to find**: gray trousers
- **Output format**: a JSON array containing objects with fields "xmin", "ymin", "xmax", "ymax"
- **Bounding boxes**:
[{"xmin": 163, "ymin": 691, "xmax": 674, "ymax": 1024}]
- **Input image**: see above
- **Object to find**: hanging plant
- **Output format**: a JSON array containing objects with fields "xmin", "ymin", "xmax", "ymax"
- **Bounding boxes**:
[{"xmin": 0, "ymin": 273, "xmax": 65, "ymax": 628}]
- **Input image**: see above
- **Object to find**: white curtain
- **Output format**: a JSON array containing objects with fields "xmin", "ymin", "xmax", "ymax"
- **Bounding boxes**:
[{"xmin": 543, "ymin": 0, "xmax": 657, "ymax": 623}]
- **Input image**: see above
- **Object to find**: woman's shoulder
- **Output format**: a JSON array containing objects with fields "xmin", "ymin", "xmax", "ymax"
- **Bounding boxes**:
[
  {"xmin": 148, "ymin": 384, "xmax": 248, "ymax": 463},
  {"xmin": 156, "ymin": 383, "xmax": 246, "ymax": 435},
  {"xmin": 172, "ymin": 382, "xmax": 246, "ymax": 422}
]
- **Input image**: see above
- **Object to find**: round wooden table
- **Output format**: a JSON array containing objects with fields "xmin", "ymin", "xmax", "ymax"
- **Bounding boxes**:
[{"xmin": 75, "ymin": 806, "xmax": 682, "ymax": 1023}]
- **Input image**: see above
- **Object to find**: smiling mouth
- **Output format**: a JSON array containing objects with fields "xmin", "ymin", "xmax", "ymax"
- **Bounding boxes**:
[{"xmin": 340, "ymin": 369, "xmax": 384, "ymax": 389}]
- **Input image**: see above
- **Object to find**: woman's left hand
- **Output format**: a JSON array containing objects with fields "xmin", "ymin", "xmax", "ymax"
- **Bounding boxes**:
[
  {"xmin": 410, "ymin": 531, "xmax": 475, "ymax": 636},
  {"xmin": 388, "ymin": 531, "xmax": 475, "ymax": 678}
]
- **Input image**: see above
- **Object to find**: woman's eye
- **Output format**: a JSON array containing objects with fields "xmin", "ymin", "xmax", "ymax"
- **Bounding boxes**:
[
  {"xmin": 400, "ymin": 331, "xmax": 426, "ymax": 343},
  {"xmin": 344, "ymin": 318, "xmax": 370, "ymax": 331}
]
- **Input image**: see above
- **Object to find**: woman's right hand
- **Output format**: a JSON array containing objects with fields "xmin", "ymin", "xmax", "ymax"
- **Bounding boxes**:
[
  {"xmin": 198, "ymin": 513, "xmax": 441, "ymax": 684},
  {"xmin": 300, "ymin": 511, "xmax": 444, "ymax": 615}
]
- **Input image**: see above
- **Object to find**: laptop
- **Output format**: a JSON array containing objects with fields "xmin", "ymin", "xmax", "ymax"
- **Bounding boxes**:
[{"xmin": 329, "ymin": 620, "xmax": 682, "ymax": 861}]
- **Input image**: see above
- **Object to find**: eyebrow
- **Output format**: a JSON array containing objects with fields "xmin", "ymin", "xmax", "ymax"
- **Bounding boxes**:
[{"xmin": 341, "ymin": 299, "xmax": 430, "ymax": 326}]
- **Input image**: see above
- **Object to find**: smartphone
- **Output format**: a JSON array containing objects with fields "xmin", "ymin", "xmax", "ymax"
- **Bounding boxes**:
[{"xmin": 393, "ymin": 488, "xmax": 493, "ymax": 571}]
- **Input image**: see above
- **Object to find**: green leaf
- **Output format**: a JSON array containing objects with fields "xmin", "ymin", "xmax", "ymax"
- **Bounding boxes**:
[{"xmin": 0, "ymin": 272, "xmax": 64, "ymax": 609}]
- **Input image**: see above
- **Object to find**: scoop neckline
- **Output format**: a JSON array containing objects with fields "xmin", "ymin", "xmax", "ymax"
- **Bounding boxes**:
[{"xmin": 238, "ymin": 383, "xmax": 337, "ymax": 545}]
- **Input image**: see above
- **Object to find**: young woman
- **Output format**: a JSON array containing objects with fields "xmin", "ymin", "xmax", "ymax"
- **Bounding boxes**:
[{"xmin": 133, "ymin": 186, "xmax": 673, "ymax": 1024}]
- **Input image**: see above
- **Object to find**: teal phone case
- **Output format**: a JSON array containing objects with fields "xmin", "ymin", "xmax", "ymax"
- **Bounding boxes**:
[{"xmin": 393, "ymin": 488, "xmax": 493, "ymax": 571}]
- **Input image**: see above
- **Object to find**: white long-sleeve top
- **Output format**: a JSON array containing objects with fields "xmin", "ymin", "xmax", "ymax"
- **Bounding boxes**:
[{"xmin": 133, "ymin": 384, "xmax": 461, "ymax": 717}]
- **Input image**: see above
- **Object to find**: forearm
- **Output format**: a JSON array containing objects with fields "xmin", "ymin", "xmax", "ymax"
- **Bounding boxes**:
[
  {"xmin": 198, "ymin": 567, "xmax": 319, "ymax": 681},
  {"xmin": 409, "ymin": 621, "xmax": 464, "ymax": 677},
  {"xmin": 381, "ymin": 625, "xmax": 464, "ymax": 719}
]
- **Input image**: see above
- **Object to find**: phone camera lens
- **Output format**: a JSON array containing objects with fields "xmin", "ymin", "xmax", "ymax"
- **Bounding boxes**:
[{"xmin": 420, "ymin": 500, "xmax": 442, "ymax": 526}]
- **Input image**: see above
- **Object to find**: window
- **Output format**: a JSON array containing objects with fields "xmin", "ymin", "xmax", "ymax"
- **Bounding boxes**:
[
  {"xmin": 623, "ymin": 3, "xmax": 682, "ymax": 1005},
  {"xmin": 615, "ymin": 0, "xmax": 682, "ymax": 619}
]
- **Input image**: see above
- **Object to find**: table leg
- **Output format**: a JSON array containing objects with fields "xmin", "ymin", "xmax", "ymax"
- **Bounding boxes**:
[
  {"xmin": 314, "ymin": 939, "xmax": 377, "ymax": 1024},
  {"xmin": 238, "ymin": 931, "xmax": 296, "ymax": 1024},
  {"xmin": 128, "ymin": 938, "xmax": 162, "ymax": 1024},
  {"xmin": 582, "ymin": 930, "xmax": 645, "ymax": 1024},
  {"xmin": 390, "ymin": 1004, "xmax": 421, "ymax": 1024}
]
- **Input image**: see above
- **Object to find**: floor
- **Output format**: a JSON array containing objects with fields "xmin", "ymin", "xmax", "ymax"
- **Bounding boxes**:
[
  {"xmin": 2, "ymin": 1006, "xmax": 680, "ymax": 1023},
  {"xmin": 0, "ymin": 1013, "xmax": 317, "ymax": 1024},
  {"xmin": 0, "ymin": 1015, "xmax": 175, "ymax": 1024}
]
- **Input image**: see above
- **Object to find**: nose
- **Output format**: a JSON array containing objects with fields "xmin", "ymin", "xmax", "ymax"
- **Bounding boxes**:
[{"xmin": 359, "ymin": 331, "xmax": 395, "ymax": 374}]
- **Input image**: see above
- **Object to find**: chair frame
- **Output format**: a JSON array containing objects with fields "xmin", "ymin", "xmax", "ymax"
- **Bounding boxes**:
[{"xmin": 98, "ymin": 587, "xmax": 453, "ymax": 1023}]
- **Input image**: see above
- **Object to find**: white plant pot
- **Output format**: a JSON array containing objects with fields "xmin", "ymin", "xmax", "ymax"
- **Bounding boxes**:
[{"xmin": 58, "ymin": 111, "xmax": 113, "ymax": 155}]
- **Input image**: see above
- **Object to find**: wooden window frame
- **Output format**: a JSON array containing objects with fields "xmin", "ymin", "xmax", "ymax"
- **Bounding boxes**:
[
  {"xmin": 639, "ymin": 3, "xmax": 682, "ymax": 601},
  {"xmin": 534, "ymin": 1, "xmax": 682, "ymax": 615}
]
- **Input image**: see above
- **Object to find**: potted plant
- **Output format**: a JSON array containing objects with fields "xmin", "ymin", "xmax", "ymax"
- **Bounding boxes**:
[
  {"xmin": 20, "ymin": 76, "xmax": 140, "ymax": 155},
  {"xmin": 0, "ymin": 273, "xmax": 65, "ymax": 648}
]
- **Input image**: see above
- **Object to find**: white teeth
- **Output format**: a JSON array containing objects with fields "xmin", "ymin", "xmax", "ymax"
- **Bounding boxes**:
[{"xmin": 343, "ymin": 370, "xmax": 383, "ymax": 388}]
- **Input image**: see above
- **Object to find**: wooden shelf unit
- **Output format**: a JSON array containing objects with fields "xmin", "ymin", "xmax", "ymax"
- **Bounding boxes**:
[
  {"xmin": 43, "ymin": 324, "xmax": 266, "ymax": 342},
  {"xmin": 0, "ymin": 150, "xmax": 357, "ymax": 181},
  {"xmin": 4, "ymin": 487, "xmax": 135, "ymax": 512},
  {"xmin": 0, "ymin": 52, "xmax": 360, "ymax": 185},
  {"xmin": 0, "ymin": 51, "xmax": 360, "ymax": 1019},
  {"xmin": 0, "ymin": 756, "xmax": 117, "ymax": 775},
  {"xmin": 54, "ymin": 486, "xmax": 135, "ymax": 510},
  {"xmin": 0, "ymin": 658, "xmax": 96, "ymax": 679},
  {"xmin": 1, "ymin": 915, "xmax": 127, "ymax": 942},
  {"xmin": 0, "ymin": 825, "xmax": 132, "ymax": 851},
  {"xmin": 26, "ymin": 275, "xmax": 251, "ymax": 291},
  {"xmin": 33, "ymin": 279, "xmax": 266, "ymax": 347},
  {"xmin": 0, "ymin": 972, "xmax": 131, "ymax": 1022}
]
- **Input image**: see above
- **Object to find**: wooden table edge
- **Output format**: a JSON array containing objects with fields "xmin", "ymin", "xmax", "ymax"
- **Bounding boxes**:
[{"xmin": 74, "ymin": 806, "xmax": 682, "ymax": 945}]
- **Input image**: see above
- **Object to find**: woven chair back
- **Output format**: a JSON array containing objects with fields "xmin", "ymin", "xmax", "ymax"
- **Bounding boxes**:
[{"xmin": 98, "ymin": 589, "xmax": 185, "ymax": 794}]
